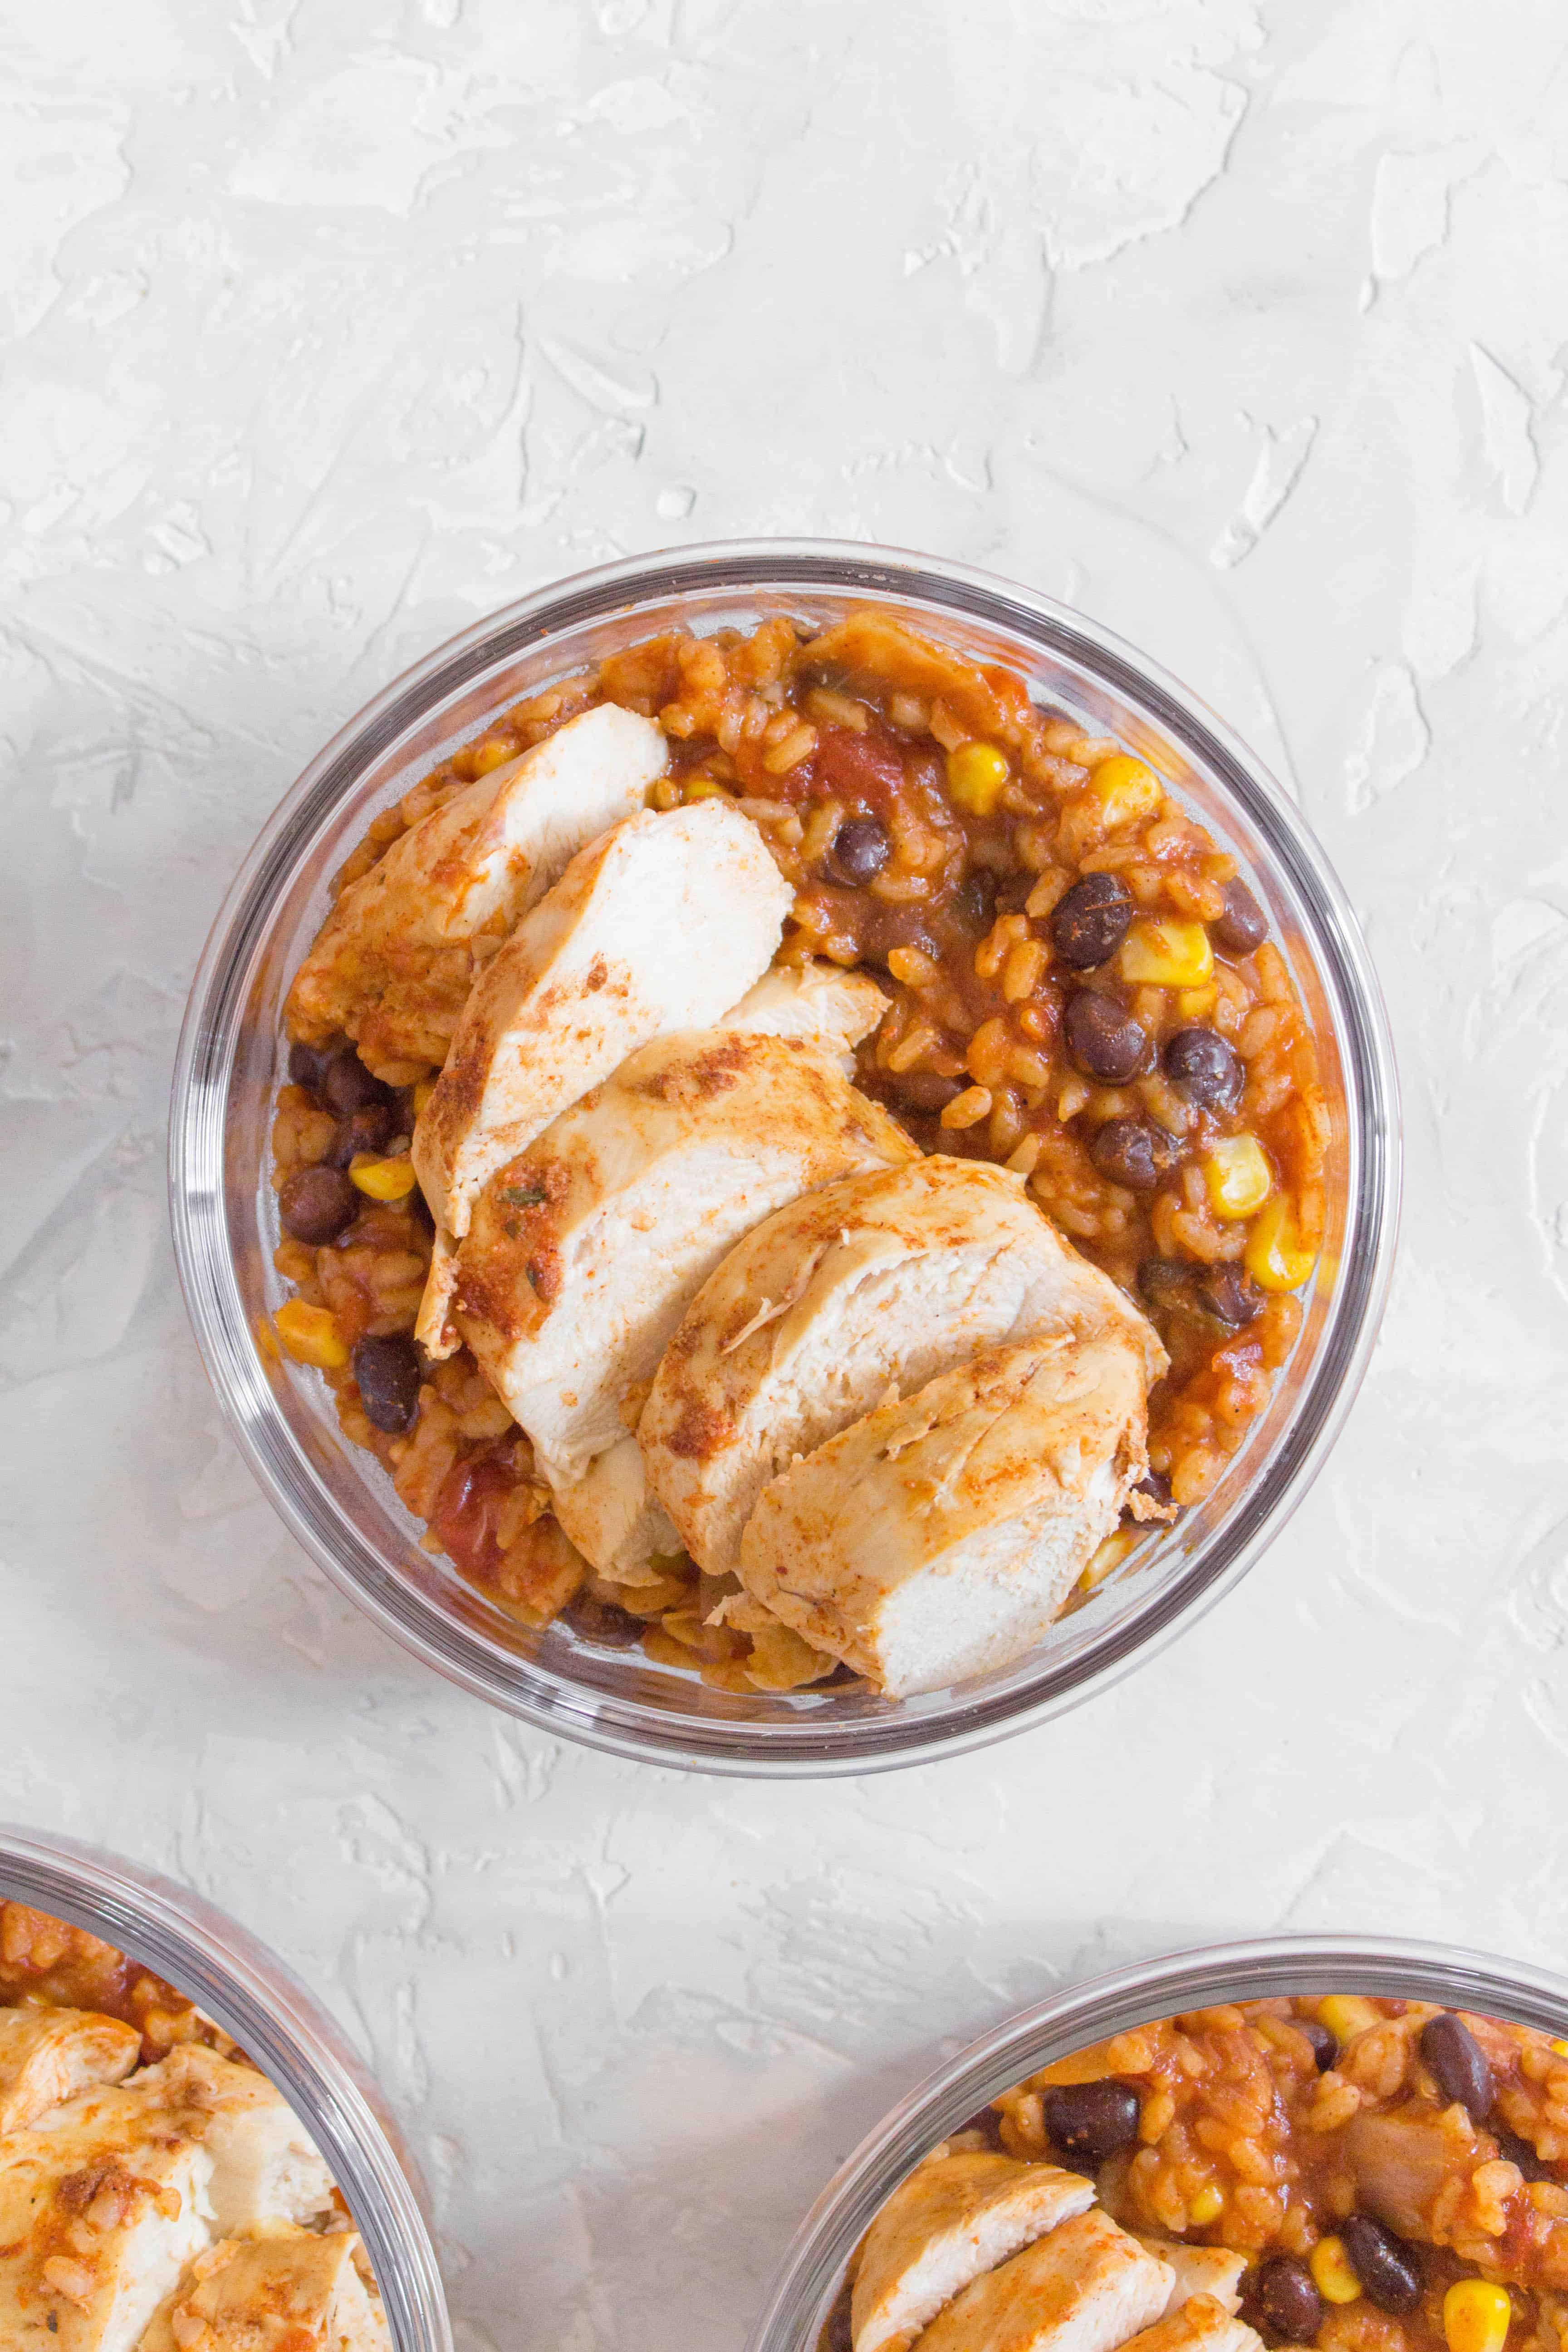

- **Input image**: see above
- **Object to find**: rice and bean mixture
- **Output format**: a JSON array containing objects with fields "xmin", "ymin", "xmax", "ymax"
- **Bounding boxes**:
[
  {"xmin": 267, "ymin": 609, "xmax": 1328, "ymax": 1692},
  {"xmin": 0, "ymin": 1901, "xmax": 234, "ymax": 2065},
  {"xmin": 873, "ymin": 1998, "xmax": 1568, "ymax": 2352}
]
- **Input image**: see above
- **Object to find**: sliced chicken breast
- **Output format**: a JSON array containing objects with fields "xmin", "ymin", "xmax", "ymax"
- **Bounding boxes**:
[
  {"xmin": 547, "ymin": 1435, "xmax": 685, "ymax": 1588},
  {"xmin": 140, "ymin": 2230, "xmax": 389, "ymax": 2352},
  {"xmin": 0, "ymin": 2007, "xmax": 140, "ymax": 2134},
  {"xmin": 852, "ymin": 2153, "xmax": 1094, "ymax": 2352},
  {"xmin": 916, "ymin": 2206, "xmax": 1172, "ymax": 2352},
  {"xmin": 413, "ymin": 954, "xmax": 887, "ymax": 1361},
  {"xmin": 412, "ymin": 798, "xmax": 793, "ymax": 1238},
  {"xmin": 1117, "ymin": 2293, "xmax": 1264, "ymax": 2352},
  {"xmin": 452, "ymin": 1029, "xmax": 917, "ymax": 1577},
  {"xmin": 642, "ymin": 1156, "xmax": 1166, "ymax": 1579},
  {"xmin": 287, "ymin": 703, "xmax": 666, "ymax": 1068},
  {"xmin": 739, "ymin": 1330, "xmax": 1154, "ymax": 1698},
  {"xmin": 0, "ymin": 2086, "xmax": 214, "ymax": 2352},
  {"xmin": 719, "ymin": 959, "xmax": 888, "ymax": 1058},
  {"xmin": 135, "ymin": 2046, "xmax": 336, "ymax": 2235},
  {"xmin": 1134, "ymin": 2244, "xmax": 1246, "ymax": 2318}
]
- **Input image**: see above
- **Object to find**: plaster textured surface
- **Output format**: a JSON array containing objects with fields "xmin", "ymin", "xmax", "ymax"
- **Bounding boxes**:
[{"xmin": 3, "ymin": 3, "xmax": 1568, "ymax": 2347}]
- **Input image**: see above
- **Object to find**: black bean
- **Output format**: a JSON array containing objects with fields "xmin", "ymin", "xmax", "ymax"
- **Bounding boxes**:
[
  {"xmin": 1137, "ymin": 1258, "xmax": 1192, "ymax": 1313},
  {"xmin": 351, "ymin": 1335, "xmax": 423, "ymax": 1434},
  {"xmin": 1420, "ymin": 2012, "xmax": 1495, "ymax": 2121},
  {"xmin": 1131, "ymin": 1469, "xmax": 1174, "ymax": 1513},
  {"xmin": 320, "ymin": 1049, "xmax": 394, "ymax": 1117},
  {"xmin": 1042, "ymin": 2080, "xmax": 1142, "ymax": 2167},
  {"xmin": 1494, "ymin": 2124, "xmax": 1556, "ymax": 2184},
  {"xmin": 820, "ymin": 2277, "xmax": 854, "ymax": 2352},
  {"xmin": 287, "ymin": 1039, "xmax": 334, "ymax": 1094},
  {"xmin": 1064, "ymin": 991, "xmax": 1150, "ymax": 1083},
  {"xmin": 1090, "ymin": 1116, "xmax": 1178, "ymax": 1193},
  {"xmin": 324, "ymin": 1102, "xmax": 396, "ymax": 1169},
  {"xmin": 1163, "ymin": 1026, "xmax": 1243, "ymax": 1112},
  {"xmin": 1214, "ymin": 877, "xmax": 1268, "ymax": 955},
  {"xmin": 1194, "ymin": 1265, "xmax": 1264, "ymax": 1328},
  {"xmin": 1299, "ymin": 2018, "xmax": 1337, "ymax": 2072},
  {"xmin": 887, "ymin": 1070, "xmax": 965, "ymax": 1116},
  {"xmin": 1340, "ymin": 2215, "xmax": 1423, "ymax": 2314},
  {"xmin": 958, "ymin": 2103, "xmax": 1006, "ymax": 2151},
  {"xmin": 1051, "ymin": 873, "xmax": 1134, "ymax": 970},
  {"xmin": 278, "ymin": 1165, "xmax": 357, "ymax": 1246},
  {"xmin": 954, "ymin": 866, "xmax": 999, "ymax": 936},
  {"xmin": 561, "ymin": 1592, "xmax": 645, "ymax": 1649},
  {"xmin": 1251, "ymin": 2254, "xmax": 1324, "ymax": 2344},
  {"xmin": 828, "ymin": 817, "xmax": 891, "ymax": 887}
]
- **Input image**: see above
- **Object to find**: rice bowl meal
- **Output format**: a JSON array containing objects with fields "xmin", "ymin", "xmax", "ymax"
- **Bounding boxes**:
[
  {"xmin": 0, "ymin": 1897, "xmax": 389, "ymax": 2349},
  {"xmin": 819, "ymin": 1995, "xmax": 1568, "ymax": 2352},
  {"xmin": 261, "ymin": 603, "xmax": 1330, "ymax": 1702}
]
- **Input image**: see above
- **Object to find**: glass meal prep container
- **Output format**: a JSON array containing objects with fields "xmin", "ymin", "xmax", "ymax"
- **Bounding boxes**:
[
  {"xmin": 0, "ymin": 1823, "xmax": 450, "ymax": 2352},
  {"xmin": 744, "ymin": 1935, "xmax": 1568, "ymax": 2352},
  {"xmin": 169, "ymin": 539, "xmax": 1399, "ymax": 1776}
]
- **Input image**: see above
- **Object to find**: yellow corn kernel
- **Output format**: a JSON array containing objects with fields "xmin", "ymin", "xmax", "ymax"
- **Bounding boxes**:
[
  {"xmin": 683, "ymin": 776, "xmax": 731, "ymax": 804},
  {"xmin": 946, "ymin": 741, "xmax": 1010, "ymax": 817},
  {"xmin": 349, "ymin": 1154, "xmax": 418, "ymax": 1202},
  {"xmin": 1089, "ymin": 752, "xmax": 1162, "ymax": 830},
  {"xmin": 1318, "ymin": 1994, "xmax": 1382, "ymax": 2045},
  {"xmin": 1201, "ymin": 1134, "xmax": 1272, "ymax": 1220},
  {"xmin": 1188, "ymin": 2185, "xmax": 1225, "ymax": 2228},
  {"xmin": 1081, "ymin": 1528, "xmax": 1136, "ymax": 1592},
  {"xmin": 274, "ymin": 1301, "xmax": 350, "ymax": 1370},
  {"xmin": 474, "ymin": 738, "xmax": 515, "ymax": 775},
  {"xmin": 1310, "ymin": 2238, "xmax": 1363, "ymax": 2307},
  {"xmin": 412, "ymin": 1077, "xmax": 437, "ymax": 1117},
  {"xmin": 1245, "ymin": 1193, "xmax": 1318, "ymax": 1293},
  {"xmin": 1119, "ymin": 916, "xmax": 1214, "ymax": 990},
  {"xmin": 1444, "ymin": 2281, "xmax": 1512, "ymax": 2352},
  {"xmin": 1177, "ymin": 984, "xmax": 1218, "ymax": 1019},
  {"xmin": 1553, "ymin": 2040, "xmax": 1568, "ymax": 2058}
]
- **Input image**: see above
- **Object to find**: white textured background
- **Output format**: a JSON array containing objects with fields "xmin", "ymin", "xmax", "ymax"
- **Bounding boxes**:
[{"xmin": 4, "ymin": 3, "xmax": 1568, "ymax": 2346}]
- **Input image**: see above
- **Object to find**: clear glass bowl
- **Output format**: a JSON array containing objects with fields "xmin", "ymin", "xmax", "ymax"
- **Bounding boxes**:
[
  {"xmin": 0, "ymin": 1823, "xmax": 451, "ymax": 2352},
  {"xmin": 744, "ymin": 1934, "xmax": 1568, "ymax": 2352},
  {"xmin": 170, "ymin": 539, "xmax": 1400, "ymax": 1775}
]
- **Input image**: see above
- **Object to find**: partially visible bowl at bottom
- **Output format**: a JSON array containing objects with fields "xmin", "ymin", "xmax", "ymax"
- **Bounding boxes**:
[
  {"xmin": 743, "ymin": 1933, "xmax": 1568, "ymax": 2352},
  {"xmin": 0, "ymin": 1823, "xmax": 451, "ymax": 2352}
]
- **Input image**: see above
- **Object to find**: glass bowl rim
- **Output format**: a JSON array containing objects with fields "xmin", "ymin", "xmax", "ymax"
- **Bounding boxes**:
[
  {"xmin": 743, "ymin": 1929, "xmax": 1568, "ymax": 2352},
  {"xmin": 169, "ymin": 535, "xmax": 1401, "ymax": 1777},
  {"xmin": 0, "ymin": 1822, "xmax": 452, "ymax": 2352}
]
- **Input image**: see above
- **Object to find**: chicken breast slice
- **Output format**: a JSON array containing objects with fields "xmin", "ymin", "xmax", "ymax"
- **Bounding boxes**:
[
  {"xmin": 1134, "ymin": 2244, "xmax": 1246, "ymax": 2317},
  {"xmin": 0, "ymin": 2007, "xmax": 140, "ymax": 2134},
  {"xmin": 133, "ymin": 2046, "xmax": 336, "ymax": 2235},
  {"xmin": 916, "ymin": 2206, "xmax": 1172, "ymax": 2352},
  {"xmin": 140, "ymin": 2230, "xmax": 389, "ymax": 2352},
  {"xmin": 1117, "ymin": 2293, "xmax": 1264, "ymax": 2352},
  {"xmin": 286, "ymin": 703, "xmax": 666, "ymax": 1069},
  {"xmin": 0, "ymin": 2086, "xmax": 215, "ymax": 2352},
  {"xmin": 852, "ymin": 2153, "xmax": 1095, "ymax": 2352},
  {"xmin": 452, "ymin": 1030, "xmax": 917, "ymax": 1577},
  {"xmin": 547, "ymin": 1435, "xmax": 685, "ymax": 1588},
  {"xmin": 413, "ymin": 954, "xmax": 887, "ymax": 1360},
  {"xmin": 718, "ymin": 959, "xmax": 888, "ymax": 1058},
  {"xmin": 739, "ymin": 1329, "xmax": 1154, "ymax": 1698},
  {"xmin": 642, "ymin": 1156, "xmax": 1166, "ymax": 1579},
  {"xmin": 412, "ymin": 799, "xmax": 794, "ymax": 1237}
]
